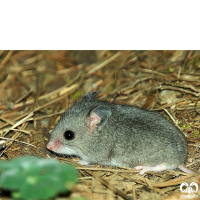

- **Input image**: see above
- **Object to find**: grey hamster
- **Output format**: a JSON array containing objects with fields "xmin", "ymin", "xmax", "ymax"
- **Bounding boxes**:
[{"xmin": 47, "ymin": 92, "xmax": 194, "ymax": 174}]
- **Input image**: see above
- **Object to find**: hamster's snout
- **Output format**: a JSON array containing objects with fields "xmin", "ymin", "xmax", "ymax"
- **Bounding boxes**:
[
  {"xmin": 46, "ymin": 141, "xmax": 53, "ymax": 151},
  {"xmin": 46, "ymin": 139, "xmax": 61, "ymax": 151}
]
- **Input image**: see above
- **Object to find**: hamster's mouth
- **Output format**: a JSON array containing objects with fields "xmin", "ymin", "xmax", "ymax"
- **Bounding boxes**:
[{"xmin": 46, "ymin": 148, "xmax": 81, "ymax": 159}]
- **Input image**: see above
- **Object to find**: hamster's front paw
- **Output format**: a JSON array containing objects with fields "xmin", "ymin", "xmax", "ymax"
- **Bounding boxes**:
[{"xmin": 77, "ymin": 160, "xmax": 90, "ymax": 165}]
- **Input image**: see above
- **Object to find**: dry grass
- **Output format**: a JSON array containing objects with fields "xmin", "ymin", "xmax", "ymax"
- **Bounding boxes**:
[{"xmin": 0, "ymin": 50, "xmax": 199, "ymax": 200}]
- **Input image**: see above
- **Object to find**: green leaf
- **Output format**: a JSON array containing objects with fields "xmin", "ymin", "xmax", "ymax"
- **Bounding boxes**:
[{"xmin": 0, "ymin": 156, "xmax": 78, "ymax": 200}]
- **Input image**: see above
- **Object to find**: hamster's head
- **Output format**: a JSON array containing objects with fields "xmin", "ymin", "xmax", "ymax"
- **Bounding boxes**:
[{"xmin": 46, "ymin": 92, "xmax": 112, "ymax": 159}]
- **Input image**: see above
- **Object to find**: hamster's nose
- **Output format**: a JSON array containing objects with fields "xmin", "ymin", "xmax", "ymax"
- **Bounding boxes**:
[
  {"xmin": 46, "ymin": 139, "xmax": 61, "ymax": 151},
  {"xmin": 46, "ymin": 142, "xmax": 53, "ymax": 151}
]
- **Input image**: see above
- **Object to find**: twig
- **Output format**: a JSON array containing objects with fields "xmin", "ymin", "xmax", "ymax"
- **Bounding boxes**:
[
  {"xmin": 94, "ymin": 174, "xmax": 132, "ymax": 200},
  {"xmin": 10, "ymin": 128, "xmax": 32, "ymax": 136},
  {"xmin": 163, "ymin": 109, "xmax": 182, "ymax": 132},
  {"xmin": 194, "ymin": 95, "xmax": 200, "ymax": 114},
  {"xmin": 0, "ymin": 116, "xmax": 15, "ymax": 125},
  {"xmin": 0, "ymin": 121, "xmax": 30, "ymax": 157},
  {"xmin": 163, "ymin": 109, "xmax": 177, "ymax": 125},
  {"xmin": 0, "ymin": 136, "xmax": 36, "ymax": 147},
  {"xmin": 152, "ymin": 99, "xmax": 188, "ymax": 111},
  {"xmin": 158, "ymin": 85, "xmax": 200, "ymax": 96},
  {"xmin": 15, "ymin": 89, "xmax": 33, "ymax": 104},
  {"xmin": 137, "ymin": 68, "xmax": 168, "ymax": 77},
  {"xmin": 27, "ymin": 111, "xmax": 65, "ymax": 121},
  {"xmin": 159, "ymin": 82, "xmax": 200, "ymax": 93},
  {"xmin": 119, "ymin": 77, "xmax": 152, "ymax": 94},
  {"xmin": 151, "ymin": 173, "xmax": 195, "ymax": 188},
  {"xmin": 3, "ymin": 112, "xmax": 34, "ymax": 136},
  {"xmin": 10, "ymin": 84, "xmax": 78, "ymax": 111},
  {"xmin": 88, "ymin": 52, "xmax": 121, "ymax": 75},
  {"xmin": 0, "ymin": 50, "xmax": 14, "ymax": 70},
  {"xmin": 76, "ymin": 167, "xmax": 138, "ymax": 173}
]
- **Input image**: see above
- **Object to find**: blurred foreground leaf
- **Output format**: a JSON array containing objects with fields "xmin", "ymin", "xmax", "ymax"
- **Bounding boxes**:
[{"xmin": 0, "ymin": 156, "xmax": 78, "ymax": 200}]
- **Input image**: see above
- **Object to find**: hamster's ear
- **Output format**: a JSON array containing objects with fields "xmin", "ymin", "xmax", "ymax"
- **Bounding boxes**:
[
  {"xmin": 80, "ymin": 92, "xmax": 99, "ymax": 102},
  {"xmin": 86, "ymin": 105, "xmax": 111, "ymax": 132}
]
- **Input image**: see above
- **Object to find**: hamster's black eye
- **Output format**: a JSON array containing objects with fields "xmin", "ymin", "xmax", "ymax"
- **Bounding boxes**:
[{"xmin": 64, "ymin": 130, "xmax": 75, "ymax": 140}]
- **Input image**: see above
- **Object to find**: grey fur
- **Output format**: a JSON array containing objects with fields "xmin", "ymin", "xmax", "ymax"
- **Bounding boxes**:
[{"xmin": 47, "ymin": 92, "xmax": 190, "ymax": 173}]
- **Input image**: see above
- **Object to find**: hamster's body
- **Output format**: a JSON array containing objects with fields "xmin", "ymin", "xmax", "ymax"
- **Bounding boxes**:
[{"xmin": 47, "ymin": 92, "xmax": 193, "ymax": 174}]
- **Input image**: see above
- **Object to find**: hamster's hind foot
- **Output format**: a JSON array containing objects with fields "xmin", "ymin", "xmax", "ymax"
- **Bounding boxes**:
[
  {"xmin": 135, "ymin": 164, "xmax": 167, "ymax": 175},
  {"xmin": 178, "ymin": 165, "xmax": 194, "ymax": 174},
  {"xmin": 135, "ymin": 164, "xmax": 195, "ymax": 175}
]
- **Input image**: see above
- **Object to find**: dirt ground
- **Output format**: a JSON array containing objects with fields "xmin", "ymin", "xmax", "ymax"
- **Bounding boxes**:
[{"xmin": 0, "ymin": 50, "xmax": 199, "ymax": 200}]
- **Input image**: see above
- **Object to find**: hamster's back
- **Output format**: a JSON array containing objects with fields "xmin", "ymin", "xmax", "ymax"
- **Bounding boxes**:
[{"xmin": 104, "ymin": 103, "xmax": 188, "ymax": 167}]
